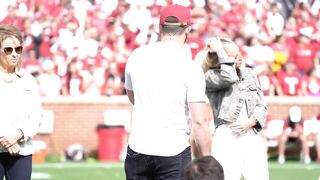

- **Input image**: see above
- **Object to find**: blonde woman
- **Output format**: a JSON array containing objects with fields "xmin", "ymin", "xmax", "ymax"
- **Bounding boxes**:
[
  {"xmin": 0, "ymin": 25, "xmax": 42, "ymax": 180},
  {"xmin": 204, "ymin": 37, "xmax": 269, "ymax": 180}
]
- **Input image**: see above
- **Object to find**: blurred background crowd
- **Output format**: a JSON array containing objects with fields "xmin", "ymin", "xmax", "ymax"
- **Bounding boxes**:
[{"xmin": 1, "ymin": 0, "xmax": 319, "ymax": 97}]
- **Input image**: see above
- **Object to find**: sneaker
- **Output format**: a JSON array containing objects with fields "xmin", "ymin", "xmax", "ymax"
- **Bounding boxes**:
[
  {"xmin": 278, "ymin": 155, "xmax": 285, "ymax": 164},
  {"xmin": 304, "ymin": 155, "xmax": 311, "ymax": 164}
]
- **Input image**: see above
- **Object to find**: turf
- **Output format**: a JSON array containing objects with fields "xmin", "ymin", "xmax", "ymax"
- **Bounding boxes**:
[
  {"xmin": 32, "ymin": 162, "xmax": 125, "ymax": 180},
  {"xmin": 31, "ymin": 161, "xmax": 320, "ymax": 180}
]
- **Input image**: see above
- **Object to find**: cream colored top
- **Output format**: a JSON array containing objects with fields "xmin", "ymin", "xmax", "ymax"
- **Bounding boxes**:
[{"xmin": 0, "ymin": 69, "xmax": 42, "ymax": 155}]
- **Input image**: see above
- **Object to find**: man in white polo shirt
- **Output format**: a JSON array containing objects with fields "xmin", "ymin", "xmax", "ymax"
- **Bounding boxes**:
[{"xmin": 124, "ymin": 4, "xmax": 212, "ymax": 180}]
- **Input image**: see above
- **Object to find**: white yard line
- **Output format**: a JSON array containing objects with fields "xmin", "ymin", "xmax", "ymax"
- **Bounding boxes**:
[
  {"xmin": 269, "ymin": 164, "xmax": 320, "ymax": 170},
  {"xmin": 32, "ymin": 162, "xmax": 124, "ymax": 169},
  {"xmin": 32, "ymin": 173, "xmax": 51, "ymax": 179}
]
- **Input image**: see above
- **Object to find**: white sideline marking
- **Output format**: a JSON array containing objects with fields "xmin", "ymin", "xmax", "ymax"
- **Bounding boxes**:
[
  {"xmin": 269, "ymin": 164, "xmax": 320, "ymax": 170},
  {"xmin": 31, "ymin": 173, "xmax": 51, "ymax": 179},
  {"xmin": 33, "ymin": 163, "xmax": 124, "ymax": 169}
]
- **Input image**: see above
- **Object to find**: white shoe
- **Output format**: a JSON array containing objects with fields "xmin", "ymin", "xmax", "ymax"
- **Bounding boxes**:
[
  {"xmin": 304, "ymin": 155, "xmax": 311, "ymax": 164},
  {"xmin": 278, "ymin": 155, "xmax": 285, "ymax": 164}
]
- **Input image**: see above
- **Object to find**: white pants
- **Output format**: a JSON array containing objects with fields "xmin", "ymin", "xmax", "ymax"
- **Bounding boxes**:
[{"xmin": 211, "ymin": 124, "xmax": 269, "ymax": 180}]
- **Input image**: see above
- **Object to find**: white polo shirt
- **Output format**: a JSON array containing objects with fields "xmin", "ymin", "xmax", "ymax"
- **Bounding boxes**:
[
  {"xmin": 125, "ymin": 41, "xmax": 207, "ymax": 156},
  {"xmin": 0, "ymin": 70, "xmax": 42, "ymax": 155}
]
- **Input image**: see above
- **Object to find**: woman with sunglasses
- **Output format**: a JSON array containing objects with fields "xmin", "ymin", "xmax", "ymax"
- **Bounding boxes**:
[
  {"xmin": 0, "ymin": 24, "xmax": 42, "ymax": 180},
  {"xmin": 202, "ymin": 37, "xmax": 269, "ymax": 180}
]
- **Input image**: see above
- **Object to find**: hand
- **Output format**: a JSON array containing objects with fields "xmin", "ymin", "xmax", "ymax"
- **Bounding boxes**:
[
  {"xmin": 0, "ymin": 130, "xmax": 23, "ymax": 149},
  {"xmin": 206, "ymin": 36, "xmax": 226, "ymax": 54},
  {"xmin": 7, "ymin": 144, "xmax": 20, "ymax": 156},
  {"xmin": 229, "ymin": 119, "xmax": 254, "ymax": 135}
]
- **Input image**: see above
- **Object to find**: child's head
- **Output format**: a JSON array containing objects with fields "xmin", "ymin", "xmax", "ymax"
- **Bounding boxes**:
[{"xmin": 202, "ymin": 38, "xmax": 243, "ymax": 72}]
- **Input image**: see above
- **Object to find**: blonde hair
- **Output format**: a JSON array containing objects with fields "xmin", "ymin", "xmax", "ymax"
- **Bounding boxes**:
[
  {"xmin": 0, "ymin": 25, "xmax": 24, "ymax": 73},
  {"xmin": 202, "ymin": 38, "xmax": 233, "ymax": 72}
]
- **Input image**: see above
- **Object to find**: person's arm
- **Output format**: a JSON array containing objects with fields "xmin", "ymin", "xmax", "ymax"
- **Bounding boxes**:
[
  {"xmin": 187, "ymin": 59, "xmax": 212, "ymax": 157},
  {"xmin": 16, "ymin": 73, "xmax": 43, "ymax": 142},
  {"xmin": 124, "ymin": 49, "xmax": 136, "ymax": 105},
  {"xmin": 205, "ymin": 63, "xmax": 238, "ymax": 90},
  {"xmin": 249, "ymin": 73, "xmax": 268, "ymax": 131},
  {"xmin": 204, "ymin": 37, "xmax": 238, "ymax": 91},
  {"xmin": 189, "ymin": 102, "xmax": 212, "ymax": 157}
]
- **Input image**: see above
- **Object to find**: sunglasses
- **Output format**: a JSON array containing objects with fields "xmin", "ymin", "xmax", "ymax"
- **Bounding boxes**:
[{"xmin": 2, "ymin": 46, "xmax": 23, "ymax": 55}]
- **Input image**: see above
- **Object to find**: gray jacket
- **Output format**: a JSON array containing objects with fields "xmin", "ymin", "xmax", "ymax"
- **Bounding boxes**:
[{"xmin": 205, "ymin": 62, "xmax": 268, "ymax": 132}]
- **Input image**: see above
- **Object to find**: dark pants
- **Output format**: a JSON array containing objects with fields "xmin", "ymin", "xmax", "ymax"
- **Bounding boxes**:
[
  {"xmin": 125, "ymin": 146, "xmax": 191, "ymax": 180},
  {"xmin": 0, "ymin": 153, "xmax": 32, "ymax": 180}
]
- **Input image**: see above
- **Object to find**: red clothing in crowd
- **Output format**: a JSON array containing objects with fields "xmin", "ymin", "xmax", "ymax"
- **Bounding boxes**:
[
  {"xmin": 186, "ymin": 37, "xmax": 205, "ymax": 60},
  {"xmin": 39, "ymin": 34, "xmax": 52, "ymax": 58},
  {"xmin": 61, "ymin": 73, "xmax": 84, "ymax": 96},
  {"xmin": 277, "ymin": 70, "xmax": 302, "ymax": 96},
  {"xmin": 22, "ymin": 59, "xmax": 42, "ymax": 75},
  {"xmin": 1, "ymin": 15, "xmax": 24, "ymax": 30},
  {"xmin": 257, "ymin": 73, "xmax": 280, "ymax": 96},
  {"xmin": 220, "ymin": 6, "xmax": 243, "ymax": 33},
  {"xmin": 289, "ymin": 41, "xmax": 317, "ymax": 74},
  {"xmin": 301, "ymin": 76, "xmax": 320, "ymax": 96}
]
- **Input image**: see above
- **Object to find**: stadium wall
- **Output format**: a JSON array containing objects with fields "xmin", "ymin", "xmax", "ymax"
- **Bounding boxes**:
[{"xmin": 34, "ymin": 96, "xmax": 320, "ymax": 158}]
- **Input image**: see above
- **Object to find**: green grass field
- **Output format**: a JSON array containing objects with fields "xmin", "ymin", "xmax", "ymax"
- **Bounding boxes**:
[{"xmin": 31, "ymin": 160, "xmax": 320, "ymax": 180}]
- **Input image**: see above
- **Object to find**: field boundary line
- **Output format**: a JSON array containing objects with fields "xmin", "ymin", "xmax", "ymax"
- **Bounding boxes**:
[{"xmin": 33, "ymin": 162, "xmax": 124, "ymax": 169}]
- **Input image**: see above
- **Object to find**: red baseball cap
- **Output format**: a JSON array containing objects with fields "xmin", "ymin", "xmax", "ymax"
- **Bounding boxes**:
[{"xmin": 160, "ymin": 4, "xmax": 191, "ymax": 26}]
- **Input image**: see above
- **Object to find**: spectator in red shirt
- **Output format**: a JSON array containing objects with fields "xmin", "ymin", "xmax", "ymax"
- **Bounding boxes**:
[
  {"xmin": 257, "ymin": 63, "xmax": 281, "ymax": 96},
  {"xmin": 61, "ymin": 60, "xmax": 84, "ymax": 96},
  {"xmin": 22, "ymin": 49, "xmax": 42, "ymax": 77},
  {"xmin": 297, "ymin": 11, "xmax": 318, "ymax": 36},
  {"xmin": 289, "ymin": 32, "xmax": 318, "ymax": 75},
  {"xmin": 219, "ymin": 2, "xmax": 244, "ymax": 35},
  {"xmin": 186, "ymin": 28, "xmax": 205, "ymax": 60},
  {"xmin": 1, "ymin": 5, "xmax": 24, "ymax": 30},
  {"xmin": 38, "ymin": 28, "xmax": 53, "ymax": 60},
  {"xmin": 282, "ymin": 16, "xmax": 299, "ymax": 43},
  {"xmin": 277, "ymin": 61, "xmax": 302, "ymax": 96},
  {"xmin": 278, "ymin": 106, "xmax": 310, "ymax": 164}
]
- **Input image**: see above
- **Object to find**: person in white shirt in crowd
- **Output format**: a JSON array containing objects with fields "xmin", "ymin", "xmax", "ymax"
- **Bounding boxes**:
[
  {"xmin": 278, "ymin": 106, "xmax": 310, "ymax": 164},
  {"xmin": 0, "ymin": 24, "xmax": 42, "ymax": 180},
  {"xmin": 124, "ymin": 4, "xmax": 211, "ymax": 180},
  {"xmin": 265, "ymin": 2, "xmax": 285, "ymax": 39},
  {"xmin": 303, "ymin": 113, "xmax": 320, "ymax": 162},
  {"xmin": 37, "ymin": 59, "xmax": 62, "ymax": 97}
]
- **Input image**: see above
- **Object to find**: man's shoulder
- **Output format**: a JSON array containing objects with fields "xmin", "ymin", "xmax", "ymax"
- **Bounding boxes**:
[{"xmin": 130, "ymin": 42, "xmax": 161, "ymax": 56}]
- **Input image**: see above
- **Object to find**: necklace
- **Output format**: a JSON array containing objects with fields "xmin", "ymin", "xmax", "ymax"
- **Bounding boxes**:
[
  {"xmin": 3, "ymin": 74, "xmax": 14, "ymax": 83},
  {"xmin": 0, "ymin": 72, "xmax": 16, "ymax": 83}
]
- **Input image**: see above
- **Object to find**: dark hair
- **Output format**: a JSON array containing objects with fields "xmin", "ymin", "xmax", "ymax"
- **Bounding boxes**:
[
  {"xmin": 305, "ymin": 67, "xmax": 315, "ymax": 76},
  {"xmin": 160, "ymin": 16, "xmax": 188, "ymax": 35},
  {"xmin": 183, "ymin": 156, "xmax": 224, "ymax": 180}
]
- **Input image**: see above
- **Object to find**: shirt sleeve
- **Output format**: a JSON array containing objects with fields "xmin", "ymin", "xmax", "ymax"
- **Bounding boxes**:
[
  {"xmin": 17, "ymin": 73, "xmax": 43, "ymax": 141},
  {"xmin": 186, "ymin": 62, "xmax": 207, "ymax": 103},
  {"xmin": 125, "ymin": 51, "xmax": 136, "ymax": 91}
]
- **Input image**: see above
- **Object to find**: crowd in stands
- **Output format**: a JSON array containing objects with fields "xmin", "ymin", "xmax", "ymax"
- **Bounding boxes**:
[{"xmin": 1, "ymin": 0, "xmax": 320, "ymax": 97}]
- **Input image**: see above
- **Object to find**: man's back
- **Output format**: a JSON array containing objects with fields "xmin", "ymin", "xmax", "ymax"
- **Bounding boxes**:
[{"xmin": 125, "ymin": 41, "xmax": 206, "ymax": 156}]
